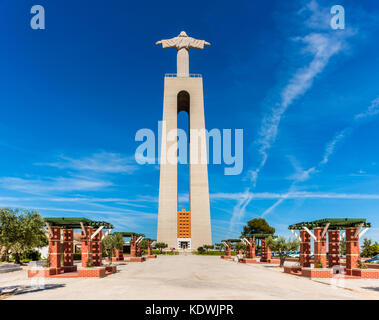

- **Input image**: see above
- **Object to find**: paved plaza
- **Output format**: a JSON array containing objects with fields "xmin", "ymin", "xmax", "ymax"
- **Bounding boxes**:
[{"xmin": 1, "ymin": 255, "xmax": 379, "ymax": 300}]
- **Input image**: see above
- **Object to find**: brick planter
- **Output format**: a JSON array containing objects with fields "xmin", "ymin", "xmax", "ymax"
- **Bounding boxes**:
[
  {"xmin": 301, "ymin": 268, "xmax": 332, "ymax": 278},
  {"xmin": 284, "ymin": 266, "xmax": 302, "ymax": 275},
  {"xmin": 351, "ymin": 269, "xmax": 379, "ymax": 279},
  {"xmin": 147, "ymin": 255, "xmax": 157, "ymax": 259},
  {"xmin": 221, "ymin": 256, "xmax": 232, "ymax": 259},
  {"xmin": 105, "ymin": 265, "xmax": 117, "ymax": 274},
  {"xmin": 77, "ymin": 267, "xmax": 106, "ymax": 278}
]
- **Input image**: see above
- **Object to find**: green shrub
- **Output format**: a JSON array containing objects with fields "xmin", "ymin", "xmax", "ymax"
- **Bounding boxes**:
[
  {"xmin": 357, "ymin": 260, "xmax": 367, "ymax": 269},
  {"xmin": 73, "ymin": 253, "xmax": 81, "ymax": 260},
  {"xmin": 315, "ymin": 262, "xmax": 324, "ymax": 268},
  {"xmin": 197, "ymin": 246, "xmax": 206, "ymax": 254},
  {"xmin": 21, "ymin": 249, "xmax": 41, "ymax": 261}
]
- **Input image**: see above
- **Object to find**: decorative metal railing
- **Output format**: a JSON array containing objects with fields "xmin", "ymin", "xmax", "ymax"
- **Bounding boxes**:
[{"xmin": 165, "ymin": 73, "xmax": 202, "ymax": 78}]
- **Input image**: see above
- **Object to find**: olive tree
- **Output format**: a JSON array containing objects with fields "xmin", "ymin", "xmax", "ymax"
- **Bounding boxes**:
[
  {"xmin": 266, "ymin": 236, "xmax": 299, "ymax": 267},
  {"xmin": 0, "ymin": 208, "xmax": 47, "ymax": 264}
]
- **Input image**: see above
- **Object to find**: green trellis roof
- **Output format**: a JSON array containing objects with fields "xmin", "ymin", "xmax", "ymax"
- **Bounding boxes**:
[
  {"xmin": 288, "ymin": 218, "xmax": 371, "ymax": 230},
  {"xmin": 222, "ymin": 239, "xmax": 241, "ymax": 243},
  {"xmin": 246, "ymin": 233, "xmax": 277, "ymax": 239},
  {"xmin": 44, "ymin": 217, "xmax": 114, "ymax": 229},
  {"xmin": 113, "ymin": 231, "xmax": 145, "ymax": 238}
]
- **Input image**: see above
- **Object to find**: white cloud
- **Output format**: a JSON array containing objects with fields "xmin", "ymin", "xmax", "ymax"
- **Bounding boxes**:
[
  {"xmin": 38, "ymin": 151, "xmax": 138, "ymax": 174},
  {"xmin": 0, "ymin": 177, "xmax": 112, "ymax": 194}
]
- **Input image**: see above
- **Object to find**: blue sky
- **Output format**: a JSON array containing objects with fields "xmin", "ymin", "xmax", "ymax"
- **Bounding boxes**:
[{"xmin": 1, "ymin": 0, "xmax": 379, "ymax": 243}]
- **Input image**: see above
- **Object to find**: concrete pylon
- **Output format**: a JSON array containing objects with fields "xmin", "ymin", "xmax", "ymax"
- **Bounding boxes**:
[{"xmin": 157, "ymin": 76, "xmax": 212, "ymax": 250}]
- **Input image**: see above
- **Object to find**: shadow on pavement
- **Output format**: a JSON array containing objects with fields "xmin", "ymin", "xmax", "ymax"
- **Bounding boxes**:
[{"xmin": 0, "ymin": 283, "xmax": 65, "ymax": 297}]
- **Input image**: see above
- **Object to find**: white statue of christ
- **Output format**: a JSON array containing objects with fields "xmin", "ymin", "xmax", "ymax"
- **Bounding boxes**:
[{"xmin": 156, "ymin": 31, "xmax": 211, "ymax": 77}]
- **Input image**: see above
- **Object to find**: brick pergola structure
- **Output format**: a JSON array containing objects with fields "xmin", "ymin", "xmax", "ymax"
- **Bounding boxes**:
[
  {"xmin": 29, "ymin": 217, "xmax": 115, "ymax": 278},
  {"xmin": 220, "ymin": 239, "xmax": 240, "ymax": 260},
  {"xmin": 286, "ymin": 218, "xmax": 378, "ymax": 278},
  {"xmin": 239, "ymin": 234, "xmax": 278, "ymax": 264},
  {"xmin": 112, "ymin": 232, "xmax": 147, "ymax": 263}
]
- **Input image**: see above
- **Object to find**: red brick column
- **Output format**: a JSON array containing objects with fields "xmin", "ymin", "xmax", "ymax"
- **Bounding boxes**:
[
  {"xmin": 91, "ymin": 228, "xmax": 102, "ymax": 266},
  {"xmin": 49, "ymin": 226, "xmax": 61, "ymax": 270},
  {"xmin": 300, "ymin": 230, "xmax": 311, "ymax": 267},
  {"xmin": 147, "ymin": 241, "xmax": 153, "ymax": 256},
  {"xmin": 130, "ymin": 235, "xmax": 137, "ymax": 257},
  {"xmin": 246, "ymin": 238, "xmax": 255, "ymax": 259},
  {"xmin": 81, "ymin": 226, "xmax": 93, "ymax": 267},
  {"xmin": 115, "ymin": 249, "xmax": 124, "ymax": 261},
  {"xmin": 314, "ymin": 227, "xmax": 327, "ymax": 267},
  {"xmin": 261, "ymin": 238, "xmax": 272, "ymax": 262},
  {"xmin": 225, "ymin": 241, "xmax": 231, "ymax": 256},
  {"xmin": 346, "ymin": 227, "xmax": 359, "ymax": 275},
  {"xmin": 62, "ymin": 229, "xmax": 74, "ymax": 271},
  {"xmin": 328, "ymin": 230, "xmax": 340, "ymax": 268}
]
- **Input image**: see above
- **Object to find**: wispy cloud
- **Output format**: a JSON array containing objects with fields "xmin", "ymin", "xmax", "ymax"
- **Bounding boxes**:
[
  {"xmin": 0, "ymin": 177, "xmax": 112, "ymax": 194},
  {"xmin": 212, "ymin": 191, "xmax": 379, "ymax": 201},
  {"xmin": 231, "ymin": 0, "xmax": 354, "ymax": 229},
  {"xmin": 37, "ymin": 151, "xmax": 138, "ymax": 174}
]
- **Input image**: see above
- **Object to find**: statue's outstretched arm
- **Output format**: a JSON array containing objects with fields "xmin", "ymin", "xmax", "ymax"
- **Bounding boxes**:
[
  {"xmin": 156, "ymin": 38, "xmax": 177, "ymax": 49},
  {"xmin": 204, "ymin": 41, "xmax": 211, "ymax": 46}
]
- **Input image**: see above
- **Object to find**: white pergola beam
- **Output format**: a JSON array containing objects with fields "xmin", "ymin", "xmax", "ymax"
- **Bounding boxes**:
[
  {"xmin": 221, "ymin": 241, "xmax": 229, "ymax": 248},
  {"xmin": 321, "ymin": 223, "xmax": 330, "ymax": 238},
  {"xmin": 358, "ymin": 227, "xmax": 369, "ymax": 238},
  {"xmin": 80, "ymin": 222, "xmax": 87, "ymax": 237},
  {"xmin": 303, "ymin": 226, "xmax": 317, "ymax": 241},
  {"xmin": 101, "ymin": 229, "xmax": 112, "ymax": 240},
  {"xmin": 290, "ymin": 229, "xmax": 301, "ymax": 241},
  {"xmin": 45, "ymin": 222, "xmax": 52, "ymax": 237},
  {"xmin": 91, "ymin": 226, "xmax": 104, "ymax": 240},
  {"xmin": 136, "ymin": 236, "xmax": 144, "ymax": 244},
  {"xmin": 354, "ymin": 223, "xmax": 364, "ymax": 238},
  {"xmin": 340, "ymin": 231, "xmax": 346, "ymax": 241}
]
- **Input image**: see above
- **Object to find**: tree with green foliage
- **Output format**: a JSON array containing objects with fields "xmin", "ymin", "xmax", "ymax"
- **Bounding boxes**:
[
  {"xmin": 154, "ymin": 242, "xmax": 168, "ymax": 253},
  {"xmin": 361, "ymin": 238, "xmax": 379, "ymax": 258},
  {"xmin": 197, "ymin": 246, "xmax": 206, "ymax": 254},
  {"xmin": 102, "ymin": 233, "xmax": 124, "ymax": 263},
  {"xmin": 241, "ymin": 218, "xmax": 275, "ymax": 237},
  {"xmin": 214, "ymin": 243, "xmax": 223, "ymax": 251},
  {"xmin": 266, "ymin": 236, "xmax": 299, "ymax": 267},
  {"xmin": 203, "ymin": 244, "xmax": 214, "ymax": 252},
  {"xmin": 340, "ymin": 238, "xmax": 346, "ymax": 255},
  {"xmin": 233, "ymin": 242, "xmax": 246, "ymax": 253},
  {"xmin": 0, "ymin": 208, "xmax": 47, "ymax": 264}
]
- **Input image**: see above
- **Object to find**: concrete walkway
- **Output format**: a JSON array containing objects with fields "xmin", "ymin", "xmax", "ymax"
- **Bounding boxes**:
[{"xmin": 1, "ymin": 255, "xmax": 379, "ymax": 300}]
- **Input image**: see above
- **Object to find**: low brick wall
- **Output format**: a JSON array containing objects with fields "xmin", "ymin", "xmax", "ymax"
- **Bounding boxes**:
[
  {"xmin": 77, "ymin": 267, "xmax": 106, "ymax": 278},
  {"xmin": 147, "ymin": 255, "xmax": 157, "ymax": 259},
  {"xmin": 105, "ymin": 265, "xmax": 117, "ymax": 273},
  {"xmin": 352, "ymin": 269, "xmax": 379, "ymax": 279},
  {"xmin": 239, "ymin": 258, "xmax": 256, "ymax": 264},
  {"xmin": 301, "ymin": 268, "xmax": 332, "ymax": 278},
  {"xmin": 129, "ymin": 257, "xmax": 146, "ymax": 262},
  {"xmin": 221, "ymin": 256, "xmax": 232, "ymax": 259},
  {"xmin": 284, "ymin": 266, "xmax": 302, "ymax": 274}
]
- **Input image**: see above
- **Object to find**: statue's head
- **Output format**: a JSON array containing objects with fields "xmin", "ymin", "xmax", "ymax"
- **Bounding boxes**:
[{"xmin": 179, "ymin": 31, "xmax": 188, "ymax": 37}]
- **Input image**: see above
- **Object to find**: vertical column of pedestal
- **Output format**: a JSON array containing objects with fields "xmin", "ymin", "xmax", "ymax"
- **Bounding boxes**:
[
  {"xmin": 328, "ymin": 230, "xmax": 340, "ymax": 268},
  {"xmin": 157, "ymin": 78, "xmax": 179, "ymax": 249},
  {"xmin": 346, "ymin": 228, "xmax": 359, "ymax": 275},
  {"xmin": 189, "ymin": 78, "xmax": 212, "ymax": 249},
  {"xmin": 260, "ymin": 238, "xmax": 272, "ymax": 262},
  {"xmin": 81, "ymin": 226, "xmax": 93, "ymax": 267},
  {"xmin": 62, "ymin": 229, "xmax": 74, "ymax": 272},
  {"xmin": 314, "ymin": 228, "xmax": 327, "ymax": 267},
  {"xmin": 91, "ymin": 229, "xmax": 102, "ymax": 266},
  {"xmin": 300, "ymin": 230, "xmax": 311, "ymax": 268},
  {"xmin": 49, "ymin": 226, "xmax": 62, "ymax": 271}
]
